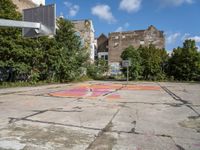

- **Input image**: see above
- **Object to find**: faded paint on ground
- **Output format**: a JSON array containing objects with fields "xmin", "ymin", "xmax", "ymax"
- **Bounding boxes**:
[{"xmin": 49, "ymin": 83, "xmax": 161, "ymax": 99}]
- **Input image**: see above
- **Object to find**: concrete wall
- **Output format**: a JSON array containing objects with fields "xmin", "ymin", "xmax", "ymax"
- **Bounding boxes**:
[{"xmin": 108, "ymin": 25, "xmax": 165, "ymax": 63}]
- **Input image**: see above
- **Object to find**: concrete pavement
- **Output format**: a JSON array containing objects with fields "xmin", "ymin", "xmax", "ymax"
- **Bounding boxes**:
[{"xmin": 0, "ymin": 81, "xmax": 199, "ymax": 150}]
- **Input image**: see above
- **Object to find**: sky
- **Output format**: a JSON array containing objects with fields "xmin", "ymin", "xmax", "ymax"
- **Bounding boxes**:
[{"xmin": 45, "ymin": 0, "xmax": 200, "ymax": 51}]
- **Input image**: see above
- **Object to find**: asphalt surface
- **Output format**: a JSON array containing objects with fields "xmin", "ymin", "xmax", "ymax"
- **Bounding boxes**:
[{"xmin": 0, "ymin": 81, "xmax": 199, "ymax": 150}]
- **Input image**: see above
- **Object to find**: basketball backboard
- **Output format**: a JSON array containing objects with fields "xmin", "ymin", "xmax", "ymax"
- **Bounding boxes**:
[
  {"xmin": 23, "ymin": 4, "xmax": 56, "ymax": 37},
  {"xmin": 122, "ymin": 60, "xmax": 131, "ymax": 67}
]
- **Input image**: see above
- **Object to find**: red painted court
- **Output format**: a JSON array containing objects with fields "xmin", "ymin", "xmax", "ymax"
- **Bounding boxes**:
[{"xmin": 49, "ymin": 83, "xmax": 161, "ymax": 99}]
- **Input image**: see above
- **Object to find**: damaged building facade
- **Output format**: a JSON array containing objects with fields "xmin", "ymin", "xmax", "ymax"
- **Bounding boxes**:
[
  {"xmin": 96, "ymin": 34, "xmax": 108, "ymax": 61},
  {"xmin": 72, "ymin": 20, "xmax": 96, "ymax": 61},
  {"xmin": 11, "ymin": 0, "xmax": 45, "ymax": 12},
  {"xmin": 96, "ymin": 25, "xmax": 165, "ymax": 74}
]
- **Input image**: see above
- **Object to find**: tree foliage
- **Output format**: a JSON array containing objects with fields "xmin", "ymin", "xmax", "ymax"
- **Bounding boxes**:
[
  {"xmin": 138, "ymin": 44, "xmax": 168, "ymax": 80},
  {"xmin": 168, "ymin": 40, "xmax": 200, "ymax": 81},
  {"xmin": 121, "ymin": 45, "xmax": 168, "ymax": 80},
  {"xmin": 1, "ymin": 0, "xmax": 200, "ymax": 83},
  {"xmin": 87, "ymin": 59, "xmax": 108, "ymax": 79},
  {"xmin": 0, "ymin": 0, "xmax": 89, "ymax": 83},
  {"xmin": 121, "ymin": 46, "xmax": 142, "ymax": 80}
]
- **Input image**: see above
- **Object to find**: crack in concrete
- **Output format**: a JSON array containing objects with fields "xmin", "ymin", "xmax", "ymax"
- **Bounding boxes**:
[
  {"xmin": 119, "ymin": 101, "xmax": 186, "ymax": 108},
  {"xmin": 8, "ymin": 107, "xmax": 83, "ymax": 124},
  {"xmin": 186, "ymin": 105, "xmax": 200, "ymax": 116},
  {"xmin": 160, "ymin": 85, "xmax": 189, "ymax": 105},
  {"xmin": 8, "ymin": 115, "xmax": 200, "ymax": 141},
  {"xmin": 85, "ymin": 105, "xmax": 122, "ymax": 150},
  {"xmin": 102, "ymin": 85, "xmax": 124, "ymax": 97},
  {"xmin": 170, "ymin": 137, "xmax": 186, "ymax": 150},
  {"xmin": 176, "ymin": 145, "xmax": 185, "ymax": 150},
  {"xmin": 17, "ymin": 118, "xmax": 102, "ymax": 131},
  {"xmin": 158, "ymin": 84, "xmax": 200, "ymax": 116},
  {"xmin": 50, "ymin": 110, "xmax": 83, "ymax": 113},
  {"xmin": 8, "ymin": 110, "xmax": 48, "ymax": 124}
]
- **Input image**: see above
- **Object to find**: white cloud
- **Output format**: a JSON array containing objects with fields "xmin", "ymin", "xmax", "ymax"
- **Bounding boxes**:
[
  {"xmin": 119, "ymin": 0, "xmax": 142, "ymax": 13},
  {"xmin": 197, "ymin": 45, "xmax": 200, "ymax": 51},
  {"xmin": 64, "ymin": 1, "xmax": 80, "ymax": 17},
  {"xmin": 159, "ymin": 0, "xmax": 194, "ymax": 7},
  {"xmin": 64, "ymin": 1, "xmax": 71, "ymax": 7},
  {"xmin": 181, "ymin": 33, "xmax": 190, "ymax": 41},
  {"xmin": 115, "ymin": 22, "xmax": 130, "ymax": 32},
  {"xmin": 188, "ymin": 36, "xmax": 200, "ymax": 43},
  {"xmin": 115, "ymin": 27, "xmax": 123, "ymax": 32},
  {"xmin": 124, "ymin": 22, "xmax": 130, "ymax": 28},
  {"xmin": 69, "ymin": 5, "xmax": 80, "ymax": 17},
  {"xmin": 166, "ymin": 32, "xmax": 181, "ymax": 44},
  {"xmin": 91, "ymin": 4, "xmax": 116, "ymax": 23}
]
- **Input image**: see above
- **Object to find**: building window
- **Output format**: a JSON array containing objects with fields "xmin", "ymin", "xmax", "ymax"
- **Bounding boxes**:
[
  {"xmin": 105, "ymin": 55, "xmax": 108, "ymax": 60},
  {"xmin": 115, "ymin": 36, "xmax": 119, "ymax": 40},
  {"xmin": 140, "ymin": 41, "xmax": 144, "ymax": 45},
  {"xmin": 114, "ymin": 42, "xmax": 119, "ymax": 47}
]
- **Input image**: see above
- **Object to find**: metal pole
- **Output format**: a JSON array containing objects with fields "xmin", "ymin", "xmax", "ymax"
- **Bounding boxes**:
[
  {"xmin": 127, "ymin": 66, "xmax": 129, "ymax": 84},
  {"xmin": 0, "ymin": 19, "xmax": 41, "ymax": 29}
]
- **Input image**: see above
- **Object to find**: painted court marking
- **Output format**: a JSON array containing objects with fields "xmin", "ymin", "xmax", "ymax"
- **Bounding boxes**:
[{"xmin": 49, "ymin": 83, "xmax": 161, "ymax": 99}]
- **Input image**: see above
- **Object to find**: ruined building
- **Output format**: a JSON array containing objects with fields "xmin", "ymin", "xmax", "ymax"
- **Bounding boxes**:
[
  {"xmin": 11, "ymin": 0, "xmax": 45, "ymax": 12},
  {"xmin": 72, "ymin": 20, "xmax": 96, "ymax": 61},
  {"xmin": 96, "ymin": 34, "xmax": 108, "ymax": 61},
  {"xmin": 108, "ymin": 25, "xmax": 165, "ymax": 65}
]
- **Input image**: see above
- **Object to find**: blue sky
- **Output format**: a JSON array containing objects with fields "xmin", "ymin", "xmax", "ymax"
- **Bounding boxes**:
[{"xmin": 46, "ymin": 0, "xmax": 200, "ymax": 51}]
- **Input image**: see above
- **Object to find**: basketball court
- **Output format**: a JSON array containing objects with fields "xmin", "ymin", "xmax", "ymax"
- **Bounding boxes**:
[{"xmin": 0, "ymin": 81, "xmax": 200, "ymax": 149}]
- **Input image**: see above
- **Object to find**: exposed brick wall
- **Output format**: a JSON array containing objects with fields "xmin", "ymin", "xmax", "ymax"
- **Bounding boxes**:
[{"xmin": 108, "ymin": 25, "xmax": 165, "ymax": 63}]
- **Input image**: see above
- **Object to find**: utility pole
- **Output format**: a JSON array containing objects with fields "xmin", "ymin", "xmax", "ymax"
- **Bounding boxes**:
[
  {"xmin": 122, "ymin": 60, "xmax": 131, "ymax": 84},
  {"xmin": 127, "ymin": 65, "xmax": 129, "ymax": 83}
]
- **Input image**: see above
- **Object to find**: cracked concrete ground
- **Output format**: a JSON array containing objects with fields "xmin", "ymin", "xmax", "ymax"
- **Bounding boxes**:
[{"xmin": 0, "ymin": 81, "xmax": 200, "ymax": 150}]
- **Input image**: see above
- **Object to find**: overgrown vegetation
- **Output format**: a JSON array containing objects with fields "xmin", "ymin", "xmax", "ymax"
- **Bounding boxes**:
[
  {"xmin": 167, "ymin": 40, "xmax": 200, "ymax": 81},
  {"xmin": 121, "ymin": 40, "xmax": 200, "ymax": 81},
  {"xmin": 0, "ymin": 0, "xmax": 93, "ymax": 84},
  {"xmin": 0, "ymin": 0, "xmax": 200, "ymax": 86},
  {"xmin": 87, "ymin": 59, "xmax": 108, "ymax": 80}
]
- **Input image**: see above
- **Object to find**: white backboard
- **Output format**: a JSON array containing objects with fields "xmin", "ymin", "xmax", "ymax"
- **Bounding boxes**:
[{"xmin": 23, "ymin": 4, "xmax": 56, "ymax": 37}]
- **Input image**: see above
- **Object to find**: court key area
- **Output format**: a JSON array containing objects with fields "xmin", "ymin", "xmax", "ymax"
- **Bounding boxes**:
[{"xmin": 0, "ymin": 81, "xmax": 200, "ymax": 150}]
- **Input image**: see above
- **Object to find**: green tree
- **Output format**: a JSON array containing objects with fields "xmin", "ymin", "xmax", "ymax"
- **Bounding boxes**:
[
  {"xmin": 0, "ymin": 0, "xmax": 31, "ymax": 81},
  {"xmin": 121, "ymin": 46, "xmax": 142, "ymax": 80},
  {"xmin": 87, "ymin": 59, "xmax": 108, "ymax": 79},
  {"xmin": 0, "ymin": 0, "xmax": 89, "ymax": 83},
  {"xmin": 0, "ymin": 0, "xmax": 21, "ymax": 37},
  {"xmin": 138, "ymin": 44, "xmax": 167, "ymax": 80},
  {"xmin": 54, "ymin": 18, "xmax": 89, "ymax": 82},
  {"xmin": 168, "ymin": 40, "xmax": 200, "ymax": 81}
]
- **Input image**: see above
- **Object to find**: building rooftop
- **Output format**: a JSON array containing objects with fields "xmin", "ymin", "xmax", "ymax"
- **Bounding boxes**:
[{"xmin": 109, "ymin": 25, "xmax": 163, "ymax": 35}]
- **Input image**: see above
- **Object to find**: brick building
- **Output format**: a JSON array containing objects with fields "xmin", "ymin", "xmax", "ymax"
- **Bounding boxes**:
[{"xmin": 108, "ymin": 25, "xmax": 165, "ymax": 64}]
